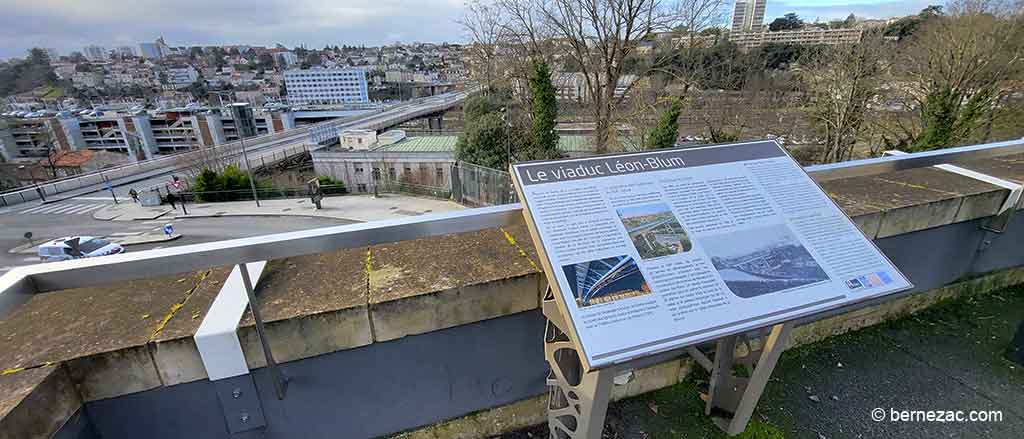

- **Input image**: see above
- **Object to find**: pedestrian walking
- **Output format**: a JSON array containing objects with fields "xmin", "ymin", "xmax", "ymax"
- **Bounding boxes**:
[
  {"xmin": 129, "ymin": 188, "xmax": 139, "ymax": 204},
  {"xmin": 166, "ymin": 193, "xmax": 178, "ymax": 210}
]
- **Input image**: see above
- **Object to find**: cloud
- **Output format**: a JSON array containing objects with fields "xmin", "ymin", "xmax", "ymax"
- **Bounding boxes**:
[
  {"xmin": 0, "ymin": 0, "xmax": 940, "ymax": 59},
  {"xmin": 0, "ymin": 0, "xmax": 466, "ymax": 58}
]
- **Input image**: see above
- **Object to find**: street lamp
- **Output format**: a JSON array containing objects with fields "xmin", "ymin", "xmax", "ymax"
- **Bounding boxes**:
[
  {"xmin": 227, "ymin": 103, "xmax": 261, "ymax": 207},
  {"xmin": 500, "ymin": 107, "xmax": 512, "ymax": 168}
]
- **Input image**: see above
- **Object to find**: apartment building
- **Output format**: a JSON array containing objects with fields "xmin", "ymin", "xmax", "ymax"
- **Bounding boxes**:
[
  {"xmin": 0, "ymin": 117, "xmax": 73, "ymax": 159},
  {"xmin": 731, "ymin": 0, "xmax": 767, "ymax": 33},
  {"xmin": 729, "ymin": 27, "xmax": 865, "ymax": 51},
  {"xmin": 1, "ymin": 107, "xmax": 296, "ymax": 162},
  {"xmin": 83, "ymin": 45, "xmax": 108, "ymax": 61},
  {"xmin": 284, "ymin": 68, "xmax": 369, "ymax": 106}
]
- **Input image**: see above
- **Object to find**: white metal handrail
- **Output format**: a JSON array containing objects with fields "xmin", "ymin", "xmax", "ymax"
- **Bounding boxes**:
[{"xmin": 0, "ymin": 138, "xmax": 1021, "ymax": 317}]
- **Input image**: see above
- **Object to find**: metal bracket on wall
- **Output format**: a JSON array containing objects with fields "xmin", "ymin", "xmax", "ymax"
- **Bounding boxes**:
[
  {"xmin": 696, "ymin": 322, "xmax": 794, "ymax": 436},
  {"xmin": 884, "ymin": 150, "xmax": 1022, "ymax": 234},
  {"xmin": 214, "ymin": 374, "xmax": 268, "ymax": 435},
  {"xmin": 194, "ymin": 261, "xmax": 288, "ymax": 436}
]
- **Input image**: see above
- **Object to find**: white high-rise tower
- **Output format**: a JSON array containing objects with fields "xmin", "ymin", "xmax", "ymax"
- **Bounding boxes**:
[{"xmin": 731, "ymin": 0, "xmax": 768, "ymax": 32}]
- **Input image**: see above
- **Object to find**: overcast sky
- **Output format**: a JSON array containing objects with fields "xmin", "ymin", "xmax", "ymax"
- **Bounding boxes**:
[{"xmin": 0, "ymin": 0, "xmax": 937, "ymax": 60}]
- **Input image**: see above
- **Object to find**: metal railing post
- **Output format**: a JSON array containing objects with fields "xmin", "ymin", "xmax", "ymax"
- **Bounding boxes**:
[{"xmin": 237, "ymin": 262, "xmax": 288, "ymax": 400}]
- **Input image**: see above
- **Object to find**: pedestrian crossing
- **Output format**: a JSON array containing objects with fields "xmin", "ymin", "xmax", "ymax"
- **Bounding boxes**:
[{"xmin": 15, "ymin": 203, "xmax": 106, "ymax": 216}]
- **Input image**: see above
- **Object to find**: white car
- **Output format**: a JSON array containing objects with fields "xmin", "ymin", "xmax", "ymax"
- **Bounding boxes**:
[{"xmin": 38, "ymin": 236, "xmax": 124, "ymax": 262}]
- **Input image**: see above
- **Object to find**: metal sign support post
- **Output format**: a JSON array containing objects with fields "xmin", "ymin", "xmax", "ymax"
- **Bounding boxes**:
[
  {"xmin": 542, "ymin": 281, "xmax": 794, "ymax": 438},
  {"xmin": 699, "ymin": 322, "xmax": 794, "ymax": 436},
  {"xmin": 542, "ymin": 288, "xmax": 614, "ymax": 439}
]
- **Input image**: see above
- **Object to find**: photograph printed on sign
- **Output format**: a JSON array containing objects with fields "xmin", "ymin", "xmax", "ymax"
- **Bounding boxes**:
[
  {"xmin": 701, "ymin": 224, "xmax": 829, "ymax": 298},
  {"xmin": 615, "ymin": 202, "xmax": 692, "ymax": 260},
  {"xmin": 561, "ymin": 255, "xmax": 652, "ymax": 308}
]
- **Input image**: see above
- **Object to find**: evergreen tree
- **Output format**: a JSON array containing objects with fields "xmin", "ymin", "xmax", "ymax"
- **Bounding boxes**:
[
  {"xmin": 646, "ymin": 97, "xmax": 683, "ymax": 150},
  {"xmin": 526, "ymin": 60, "xmax": 560, "ymax": 161},
  {"xmin": 455, "ymin": 112, "xmax": 509, "ymax": 169}
]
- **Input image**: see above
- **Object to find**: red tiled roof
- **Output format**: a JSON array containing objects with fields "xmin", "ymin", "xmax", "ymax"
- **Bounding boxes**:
[{"xmin": 44, "ymin": 150, "xmax": 94, "ymax": 167}]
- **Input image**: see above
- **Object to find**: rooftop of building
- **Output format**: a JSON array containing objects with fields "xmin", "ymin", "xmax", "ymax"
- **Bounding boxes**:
[{"xmin": 326, "ymin": 134, "xmax": 612, "ymax": 154}]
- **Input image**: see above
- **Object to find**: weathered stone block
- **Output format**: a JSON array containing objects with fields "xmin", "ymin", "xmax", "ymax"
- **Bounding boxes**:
[
  {"xmin": 0, "ymin": 365, "xmax": 82, "ymax": 439},
  {"xmin": 150, "ymin": 337, "xmax": 208, "ymax": 385},
  {"xmin": 240, "ymin": 305, "xmax": 373, "ymax": 369},
  {"xmin": 612, "ymin": 359, "xmax": 684, "ymax": 401},
  {"xmin": 954, "ymin": 190, "xmax": 1009, "ymax": 223},
  {"xmin": 370, "ymin": 274, "xmax": 540, "ymax": 342},
  {"xmin": 851, "ymin": 212, "xmax": 882, "ymax": 239},
  {"xmin": 391, "ymin": 395, "xmax": 547, "ymax": 439},
  {"xmin": 876, "ymin": 198, "xmax": 961, "ymax": 238},
  {"xmin": 64, "ymin": 345, "xmax": 161, "ymax": 402}
]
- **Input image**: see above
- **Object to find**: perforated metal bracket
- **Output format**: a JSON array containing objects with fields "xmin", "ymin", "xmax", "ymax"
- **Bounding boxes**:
[{"xmin": 542, "ymin": 287, "xmax": 613, "ymax": 439}]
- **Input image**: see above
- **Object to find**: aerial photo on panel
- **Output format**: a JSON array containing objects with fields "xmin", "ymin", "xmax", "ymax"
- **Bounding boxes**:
[
  {"xmin": 616, "ymin": 202, "xmax": 692, "ymax": 260},
  {"xmin": 702, "ymin": 224, "xmax": 829, "ymax": 298}
]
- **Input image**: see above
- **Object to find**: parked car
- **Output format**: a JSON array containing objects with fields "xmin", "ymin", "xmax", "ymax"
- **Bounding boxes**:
[{"xmin": 38, "ymin": 236, "xmax": 124, "ymax": 262}]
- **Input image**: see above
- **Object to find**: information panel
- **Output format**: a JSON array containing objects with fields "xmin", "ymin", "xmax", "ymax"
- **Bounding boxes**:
[{"xmin": 511, "ymin": 141, "xmax": 912, "ymax": 370}]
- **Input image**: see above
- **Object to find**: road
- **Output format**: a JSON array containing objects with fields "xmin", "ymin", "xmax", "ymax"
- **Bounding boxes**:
[{"xmin": 0, "ymin": 197, "xmax": 354, "ymax": 273}]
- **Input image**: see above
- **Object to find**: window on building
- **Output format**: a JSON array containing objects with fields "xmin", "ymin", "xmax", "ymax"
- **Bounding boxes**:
[
  {"xmin": 353, "ymin": 163, "xmax": 364, "ymax": 173},
  {"xmin": 372, "ymin": 168, "xmax": 381, "ymax": 181},
  {"xmin": 436, "ymin": 167, "xmax": 444, "ymax": 178},
  {"xmin": 388, "ymin": 168, "xmax": 396, "ymax": 179},
  {"xmin": 357, "ymin": 183, "xmax": 367, "ymax": 192}
]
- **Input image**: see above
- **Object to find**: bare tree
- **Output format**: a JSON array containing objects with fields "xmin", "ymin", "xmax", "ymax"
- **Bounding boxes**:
[
  {"xmin": 458, "ymin": 0, "xmax": 509, "ymax": 94},
  {"xmin": 799, "ymin": 33, "xmax": 887, "ymax": 163},
  {"xmin": 538, "ymin": 0, "xmax": 682, "ymax": 152},
  {"xmin": 674, "ymin": 0, "xmax": 729, "ymax": 48},
  {"xmin": 880, "ymin": 0, "xmax": 1024, "ymax": 150},
  {"xmin": 175, "ymin": 141, "xmax": 242, "ymax": 179}
]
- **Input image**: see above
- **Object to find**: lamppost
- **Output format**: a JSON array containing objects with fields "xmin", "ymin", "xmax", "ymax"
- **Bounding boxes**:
[
  {"xmin": 228, "ymin": 103, "xmax": 261, "ymax": 207},
  {"xmin": 500, "ymin": 107, "xmax": 512, "ymax": 168}
]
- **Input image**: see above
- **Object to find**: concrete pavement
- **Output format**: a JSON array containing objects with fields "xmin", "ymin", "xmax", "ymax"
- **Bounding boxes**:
[{"xmin": 92, "ymin": 194, "xmax": 466, "ymax": 222}]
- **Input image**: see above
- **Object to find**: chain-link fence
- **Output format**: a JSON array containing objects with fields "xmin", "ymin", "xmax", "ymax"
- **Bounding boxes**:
[{"xmin": 451, "ymin": 161, "xmax": 517, "ymax": 207}]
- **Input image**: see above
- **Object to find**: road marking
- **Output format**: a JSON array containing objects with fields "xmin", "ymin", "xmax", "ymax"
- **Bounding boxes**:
[
  {"xmin": 107, "ymin": 232, "xmax": 143, "ymax": 237},
  {"xmin": 18, "ymin": 204, "xmax": 53, "ymax": 214},
  {"xmin": 65, "ymin": 205, "xmax": 100, "ymax": 215},
  {"xmin": 49, "ymin": 205, "xmax": 85, "ymax": 214},
  {"xmin": 31, "ymin": 205, "xmax": 70, "ymax": 214},
  {"xmin": 72, "ymin": 197, "xmax": 116, "ymax": 201}
]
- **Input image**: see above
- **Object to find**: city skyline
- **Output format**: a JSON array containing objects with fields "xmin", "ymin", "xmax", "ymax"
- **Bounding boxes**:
[{"xmin": 0, "ymin": 0, "xmax": 939, "ymax": 59}]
